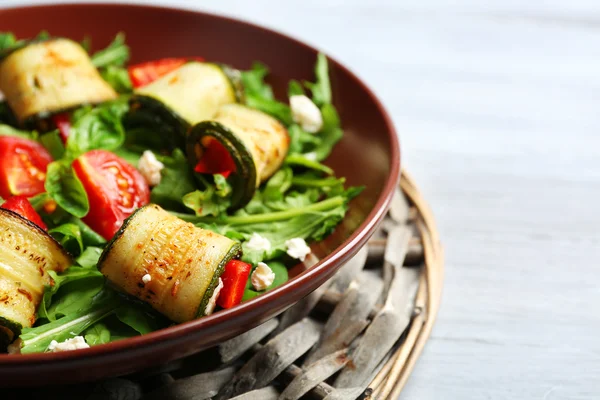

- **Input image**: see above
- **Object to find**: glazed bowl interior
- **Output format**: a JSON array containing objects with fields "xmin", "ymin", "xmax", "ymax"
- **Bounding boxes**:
[{"xmin": 0, "ymin": 3, "xmax": 399, "ymax": 386}]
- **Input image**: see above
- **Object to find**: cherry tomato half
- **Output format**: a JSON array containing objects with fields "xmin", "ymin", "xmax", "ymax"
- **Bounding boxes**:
[
  {"xmin": 0, "ymin": 136, "xmax": 53, "ymax": 199},
  {"xmin": 73, "ymin": 150, "xmax": 150, "ymax": 240},
  {"xmin": 128, "ymin": 57, "xmax": 205, "ymax": 88},
  {"xmin": 1, "ymin": 195, "xmax": 47, "ymax": 230}
]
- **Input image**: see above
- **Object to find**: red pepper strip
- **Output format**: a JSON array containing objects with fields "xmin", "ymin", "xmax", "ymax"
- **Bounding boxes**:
[
  {"xmin": 51, "ymin": 113, "xmax": 71, "ymax": 144},
  {"xmin": 217, "ymin": 260, "xmax": 252, "ymax": 309},
  {"xmin": 194, "ymin": 138, "xmax": 236, "ymax": 179},
  {"xmin": 2, "ymin": 195, "xmax": 47, "ymax": 230},
  {"xmin": 128, "ymin": 57, "xmax": 205, "ymax": 88}
]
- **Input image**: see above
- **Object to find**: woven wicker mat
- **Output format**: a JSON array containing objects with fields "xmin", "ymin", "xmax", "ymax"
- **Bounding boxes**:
[{"xmin": 13, "ymin": 171, "xmax": 443, "ymax": 400}]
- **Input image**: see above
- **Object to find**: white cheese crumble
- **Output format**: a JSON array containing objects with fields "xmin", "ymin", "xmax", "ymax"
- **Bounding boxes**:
[
  {"xmin": 246, "ymin": 233, "xmax": 272, "ymax": 253},
  {"xmin": 285, "ymin": 238, "xmax": 312, "ymax": 262},
  {"xmin": 138, "ymin": 150, "xmax": 164, "ymax": 186},
  {"xmin": 303, "ymin": 152, "xmax": 318, "ymax": 161},
  {"xmin": 251, "ymin": 262, "xmax": 276, "ymax": 291},
  {"xmin": 204, "ymin": 278, "xmax": 224, "ymax": 315},
  {"xmin": 142, "ymin": 273, "xmax": 152, "ymax": 284},
  {"xmin": 47, "ymin": 336, "xmax": 90, "ymax": 352},
  {"xmin": 290, "ymin": 95, "xmax": 323, "ymax": 133}
]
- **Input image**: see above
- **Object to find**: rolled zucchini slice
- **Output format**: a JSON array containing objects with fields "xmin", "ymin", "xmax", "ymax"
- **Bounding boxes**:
[
  {"xmin": 0, "ymin": 209, "xmax": 72, "ymax": 346},
  {"xmin": 127, "ymin": 62, "xmax": 239, "ymax": 149},
  {"xmin": 98, "ymin": 204, "xmax": 241, "ymax": 322},
  {"xmin": 187, "ymin": 104, "xmax": 289, "ymax": 209},
  {"xmin": 0, "ymin": 38, "xmax": 117, "ymax": 123}
]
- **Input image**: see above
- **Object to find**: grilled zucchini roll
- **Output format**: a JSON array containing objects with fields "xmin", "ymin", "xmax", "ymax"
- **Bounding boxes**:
[
  {"xmin": 0, "ymin": 209, "xmax": 72, "ymax": 347},
  {"xmin": 187, "ymin": 104, "xmax": 289, "ymax": 209},
  {"xmin": 127, "ymin": 62, "xmax": 239, "ymax": 149},
  {"xmin": 98, "ymin": 204, "xmax": 241, "ymax": 323},
  {"xmin": 0, "ymin": 38, "xmax": 117, "ymax": 124}
]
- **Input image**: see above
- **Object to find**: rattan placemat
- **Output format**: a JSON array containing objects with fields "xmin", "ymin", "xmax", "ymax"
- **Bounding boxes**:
[{"xmin": 11, "ymin": 171, "xmax": 443, "ymax": 400}]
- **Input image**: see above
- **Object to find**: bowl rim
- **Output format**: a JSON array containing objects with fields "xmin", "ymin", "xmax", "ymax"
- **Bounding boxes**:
[{"xmin": 0, "ymin": 1, "xmax": 400, "ymax": 365}]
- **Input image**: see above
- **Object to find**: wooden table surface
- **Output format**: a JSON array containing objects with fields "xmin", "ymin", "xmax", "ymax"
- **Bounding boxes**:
[{"xmin": 6, "ymin": 1, "xmax": 600, "ymax": 398}]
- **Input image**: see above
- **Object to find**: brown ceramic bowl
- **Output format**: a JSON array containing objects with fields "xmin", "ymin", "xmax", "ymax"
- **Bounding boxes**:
[{"xmin": 0, "ymin": 3, "xmax": 399, "ymax": 387}]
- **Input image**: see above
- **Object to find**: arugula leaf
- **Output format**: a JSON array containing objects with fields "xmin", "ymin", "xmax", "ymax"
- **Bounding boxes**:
[
  {"xmin": 49, "ymin": 223, "xmax": 83, "ymax": 256},
  {"xmin": 38, "ymin": 267, "xmax": 104, "ymax": 321},
  {"xmin": 288, "ymin": 80, "xmax": 305, "ymax": 97},
  {"xmin": 115, "ymin": 305, "xmax": 167, "ymax": 335},
  {"xmin": 183, "ymin": 183, "xmax": 231, "ymax": 217},
  {"xmin": 313, "ymin": 103, "xmax": 343, "ymax": 161},
  {"xmin": 241, "ymin": 62, "xmax": 274, "ymax": 99},
  {"xmin": 83, "ymin": 322, "xmax": 111, "ymax": 346},
  {"xmin": 245, "ymin": 95, "xmax": 292, "ymax": 125},
  {"xmin": 45, "ymin": 161, "xmax": 89, "ymax": 218},
  {"xmin": 0, "ymin": 123, "xmax": 38, "ymax": 140},
  {"xmin": 304, "ymin": 53, "xmax": 332, "ymax": 106},
  {"xmin": 90, "ymin": 33, "xmax": 129, "ymax": 68},
  {"xmin": 71, "ymin": 218, "xmax": 107, "ymax": 247},
  {"xmin": 287, "ymin": 124, "xmax": 319, "ymax": 155},
  {"xmin": 100, "ymin": 65, "xmax": 133, "ymax": 93},
  {"xmin": 0, "ymin": 32, "xmax": 16, "ymax": 51},
  {"xmin": 151, "ymin": 149, "xmax": 197, "ymax": 211},
  {"xmin": 241, "ymin": 63, "xmax": 292, "ymax": 124},
  {"xmin": 284, "ymin": 153, "xmax": 333, "ymax": 175},
  {"xmin": 39, "ymin": 130, "xmax": 65, "ymax": 159},
  {"xmin": 262, "ymin": 167, "xmax": 292, "ymax": 202},
  {"xmin": 66, "ymin": 98, "xmax": 128, "ymax": 158},
  {"xmin": 20, "ymin": 289, "xmax": 119, "ymax": 354},
  {"xmin": 76, "ymin": 246, "xmax": 104, "ymax": 268}
]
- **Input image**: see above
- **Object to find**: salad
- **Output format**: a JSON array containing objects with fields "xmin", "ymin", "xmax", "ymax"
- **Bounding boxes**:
[{"xmin": 0, "ymin": 32, "xmax": 362, "ymax": 354}]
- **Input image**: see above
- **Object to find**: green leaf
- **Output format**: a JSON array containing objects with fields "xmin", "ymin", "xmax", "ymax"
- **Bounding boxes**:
[
  {"xmin": 214, "ymin": 173, "xmax": 232, "ymax": 198},
  {"xmin": 100, "ymin": 65, "xmax": 133, "ymax": 94},
  {"xmin": 45, "ymin": 161, "xmax": 89, "ymax": 218},
  {"xmin": 241, "ymin": 62, "xmax": 274, "ymax": 99},
  {"xmin": 313, "ymin": 104, "xmax": 343, "ymax": 161},
  {"xmin": 39, "ymin": 130, "xmax": 65, "ymax": 159},
  {"xmin": 66, "ymin": 99, "xmax": 129, "ymax": 158},
  {"xmin": 38, "ymin": 267, "xmax": 104, "ymax": 321},
  {"xmin": 84, "ymin": 322, "xmax": 111, "ymax": 346},
  {"xmin": 288, "ymin": 80, "xmax": 305, "ymax": 97},
  {"xmin": 0, "ymin": 32, "xmax": 16, "ymax": 51},
  {"xmin": 183, "ymin": 186, "xmax": 231, "ymax": 217},
  {"xmin": 287, "ymin": 124, "xmax": 319, "ymax": 155},
  {"xmin": 115, "ymin": 304, "xmax": 167, "ymax": 335},
  {"xmin": 245, "ymin": 95, "xmax": 292, "ymax": 125},
  {"xmin": 284, "ymin": 153, "xmax": 333, "ymax": 175},
  {"xmin": 304, "ymin": 53, "xmax": 332, "ymax": 107},
  {"xmin": 49, "ymin": 223, "xmax": 83, "ymax": 256},
  {"xmin": 151, "ymin": 149, "xmax": 197, "ymax": 211},
  {"xmin": 0, "ymin": 123, "xmax": 38, "ymax": 140},
  {"xmin": 20, "ymin": 289, "xmax": 119, "ymax": 354},
  {"xmin": 80, "ymin": 36, "xmax": 92, "ymax": 53},
  {"xmin": 262, "ymin": 167, "xmax": 293, "ymax": 202},
  {"xmin": 71, "ymin": 218, "xmax": 107, "ymax": 247},
  {"xmin": 90, "ymin": 33, "xmax": 129, "ymax": 68},
  {"xmin": 76, "ymin": 246, "xmax": 104, "ymax": 268}
]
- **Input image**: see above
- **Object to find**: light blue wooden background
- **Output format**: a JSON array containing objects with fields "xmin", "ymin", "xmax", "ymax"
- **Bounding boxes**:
[{"xmin": 4, "ymin": 1, "xmax": 600, "ymax": 398}]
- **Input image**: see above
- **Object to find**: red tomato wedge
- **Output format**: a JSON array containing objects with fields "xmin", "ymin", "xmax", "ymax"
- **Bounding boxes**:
[
  {"xmin": 73, "ymin": 150, "xmax": 150, "ymax": 240},
  {"xmin": 128, "ymin": 57, "xmax": 204, "ymax": 88},
  {"xmin": 1, "ymin": 195, "xmax": 47, "ymax": 230},
  {"xmin": 217, "ymin": 260, "xmax": 252, "ymax": 309},
  {"xmin": 51, "ymin": 113, "xmax": 71, "ymax": 144},
  {"xmin": 0, "ymin": 136, "xmax": 52, "ymax": 199},
  {"xmin": 194, "ymin": 137, "xmax": 237, "ymax": 179}
]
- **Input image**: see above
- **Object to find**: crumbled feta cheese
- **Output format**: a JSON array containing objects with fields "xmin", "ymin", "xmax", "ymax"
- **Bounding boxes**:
[
  {"xmin": 303, "ymin": 152, "xmax": 318, "ymax": 161},
  {"xmin": 46, "ymin": 336, "xmax": 90, "ymax": 352},
  {"xmin": 204, "ymin": 278, "xmax": 224, "ymax": 315},
  {"xmin": 251, "ymin": 262, "xmax": 276, "ymax": 291},
  {"xmin": 142, "ymin": 273, "xmax": 152, "ymax": 284},
  {"xmin": 285, "ymin": 238, "xmax": 312, "ymax": 262},
  {"xmin": 290, "ymin": 95, "xmax": 323, "ymax": 133},
  {"xmin": 138, "ymin": 150, "xmax": 164, "ymax": 186},
  {"xmin": 246, "ymin": 233, "xmax": 271, "ymax": 253}
]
